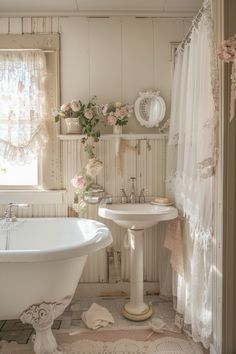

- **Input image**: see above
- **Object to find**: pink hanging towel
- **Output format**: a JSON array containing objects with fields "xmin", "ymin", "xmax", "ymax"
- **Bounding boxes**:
[{"xmin": 164, "ymin": 217, "xmax": 184, "ymax": 276}]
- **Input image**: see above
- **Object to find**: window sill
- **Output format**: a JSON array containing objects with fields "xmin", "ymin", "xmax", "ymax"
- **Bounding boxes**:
[{"xmin": 0, "ymin": 189, "xmax": 66, "ymax": 205}]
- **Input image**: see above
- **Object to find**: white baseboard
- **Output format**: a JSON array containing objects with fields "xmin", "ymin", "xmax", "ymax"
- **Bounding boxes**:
[{"xmin": 73, "ymin": 281, "xmax": 160, "ymax": 299}]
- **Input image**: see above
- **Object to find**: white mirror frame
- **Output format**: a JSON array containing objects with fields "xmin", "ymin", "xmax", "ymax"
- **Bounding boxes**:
[{"xmin": 134, "ymin": 90, "xmax": 166, "ymax": 128}]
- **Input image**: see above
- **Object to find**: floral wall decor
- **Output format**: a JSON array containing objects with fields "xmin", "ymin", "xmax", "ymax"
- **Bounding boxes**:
[
  {"xmin": 101, "ymin": 101, "xmax": 133, "ymax": 127},
  {"xmin": 218, "ymin": 34, "xmax": 236, "ymax": 121}
]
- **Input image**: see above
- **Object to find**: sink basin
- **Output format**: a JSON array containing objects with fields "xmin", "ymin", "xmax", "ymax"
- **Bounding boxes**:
[{"xmin": 98, "ymin": 203, "xmax": 178, "ymax": 230}]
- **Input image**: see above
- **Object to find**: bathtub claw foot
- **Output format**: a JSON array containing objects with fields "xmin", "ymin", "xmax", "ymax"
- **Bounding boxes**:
[{"xmin": 20, "ymin": 302, "xmax": 65, "ymax": 354}]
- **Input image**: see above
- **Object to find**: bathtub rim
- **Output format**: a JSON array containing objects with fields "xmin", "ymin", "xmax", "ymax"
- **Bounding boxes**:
[{"xmin": 0, "ymin": 217, "xmax": 112, "ymax": 263}]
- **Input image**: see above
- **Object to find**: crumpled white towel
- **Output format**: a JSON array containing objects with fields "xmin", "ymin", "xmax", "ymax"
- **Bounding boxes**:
[{"xmin": 81, "ymin": 303, "xmax": 114, "ymax": 330}]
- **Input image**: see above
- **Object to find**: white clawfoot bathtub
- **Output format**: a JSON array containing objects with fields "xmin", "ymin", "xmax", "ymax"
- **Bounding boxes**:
[{"xmin": 0, "ymin": 217, "xmax": 112, "ymax": 354}]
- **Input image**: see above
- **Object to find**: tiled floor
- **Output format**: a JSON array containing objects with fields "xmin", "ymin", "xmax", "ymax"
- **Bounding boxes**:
[
  {"xmin": 0, "ymin": 296, "xmax": 209, "ymax": 354},
  {"xmin": 0, "ymin": 319, "xmax": 61, "ymax": 344},
  {"xmin": 0, "ymin": 295, "xmax": 175, "ymax": 345}
]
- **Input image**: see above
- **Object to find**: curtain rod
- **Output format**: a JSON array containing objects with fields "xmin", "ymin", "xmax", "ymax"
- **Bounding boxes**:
[{"xmin": 178, "ymin": 1, "xmax": 207, "ymax": 52}]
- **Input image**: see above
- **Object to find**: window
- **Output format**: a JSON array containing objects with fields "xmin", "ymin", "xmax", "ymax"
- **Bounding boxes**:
[
  {"xmin": 0, "ymin": 156, "xmax": 38, "ymax": 187},
  {"xmin": 0, "ymin": 50, "xmax": 47, "ymax": 189},
  {"xmin": 0, "ymin": 34, "xmax": 61, "ymax": 192}
]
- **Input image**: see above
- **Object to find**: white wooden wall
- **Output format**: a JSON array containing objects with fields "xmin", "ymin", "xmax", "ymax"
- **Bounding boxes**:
[
  {"xmin": 60, "ymin": 16, "xmax": 190, "ymax": 134},
  {"xmin": 0, "ymin": 15, "xmax": 191, "ymax": 283}
]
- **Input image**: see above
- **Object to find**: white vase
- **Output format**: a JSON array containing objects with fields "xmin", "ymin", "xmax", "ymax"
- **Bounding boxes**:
[
  {"xmin": 65, "ymin": 118, "xmax": 81, "ymax": 134},
  {"xmin": 113, "ymin": 125, "xmax": 122, "ymax": 134}
]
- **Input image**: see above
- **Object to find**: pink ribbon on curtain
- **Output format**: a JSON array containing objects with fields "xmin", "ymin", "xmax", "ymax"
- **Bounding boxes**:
[{"xmin": 164, "ymin": 217, "xmax": 184, "ymax": 276}]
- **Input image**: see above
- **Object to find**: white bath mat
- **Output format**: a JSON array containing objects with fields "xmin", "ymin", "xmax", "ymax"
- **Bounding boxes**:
[
  {"xmin": 61, "ymin": 337, "xmax": 204, "ymax": 354},
  {"xmin": 0, "ymin": 336, "xmax": 204, "ymax": 354}
]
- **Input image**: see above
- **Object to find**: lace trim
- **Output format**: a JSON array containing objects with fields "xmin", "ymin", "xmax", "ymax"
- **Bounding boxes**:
[
  {"xmin": 175, "ymin": 312, "xmax": 210, "ymax": 349},
  {"xmin": 197, "ymin": 157, "xmax": 215, "ymax": 178},
  {"xmin": 204, "ymin": 0, "xmax": 219, "ymax": 169},
  {"xmin": 0, "ymin": 121, "xmax": 48, "ymax": 165},
  {"xmin": 166, "ymin": 173, "xmax": 213, "ymax": 245},
  {"xmin": 230, "ymin": 60, "xmax": 236, "ymax": 121}
]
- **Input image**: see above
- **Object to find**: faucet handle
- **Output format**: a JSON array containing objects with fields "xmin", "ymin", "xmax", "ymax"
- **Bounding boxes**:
[
  {"xmin": 130, "ymin": 177, "xmax": 136, "ymax": 181},
  {"xmin": 120, "ymin": 189, "xmax": 128, "ymax": 204},
  {"xmin": 139, "ymin": 188, "xmax": 146, "ymax": 203}
]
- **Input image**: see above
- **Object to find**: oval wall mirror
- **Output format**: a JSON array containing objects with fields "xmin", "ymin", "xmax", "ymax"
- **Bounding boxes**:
[{"xmin": 134, "ymin": 90, "xmax": 166, "ymax": 128}]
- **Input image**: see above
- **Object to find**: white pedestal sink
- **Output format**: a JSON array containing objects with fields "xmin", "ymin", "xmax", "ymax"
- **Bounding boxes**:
[{"xmin": 98, "ymin": 203, "xmax": 178, "ymax": 321}]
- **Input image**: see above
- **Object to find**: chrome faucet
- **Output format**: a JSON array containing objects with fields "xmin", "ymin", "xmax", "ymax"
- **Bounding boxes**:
[
  {"xmin": 129, "ymin": 177, "xmax": 136, "ymax": 204},
  {"xmin": 4, "ymin": 203, "xmax": 29, "ymax": 222},
  {"xmin": 120, "ymin": 189, "xmax": 128, "ymax": 203}
]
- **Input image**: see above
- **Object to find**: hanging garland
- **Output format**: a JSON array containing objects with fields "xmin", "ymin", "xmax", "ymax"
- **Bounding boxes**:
[
  {"xmin": 218, "ymin": 34, "xmax": 236, "ymax": 121},
  {"xmin": 53, "ymin": 97, "xmax": 103, "ymax": 213}
]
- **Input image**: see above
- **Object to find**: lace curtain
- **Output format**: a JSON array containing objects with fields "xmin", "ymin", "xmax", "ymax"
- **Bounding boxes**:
[
  {"xmin": 0, "ymin": 50, "xmax": 48, "ymax": 165},
  {"xmin": 166, "ymin": 0, "xmax": 218, "ymax": 348}
]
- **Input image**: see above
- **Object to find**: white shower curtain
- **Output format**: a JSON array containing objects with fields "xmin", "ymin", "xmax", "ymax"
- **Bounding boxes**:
[{"xmin": 166, "ymin": 0, "xmax": 218, "ymax": 348}]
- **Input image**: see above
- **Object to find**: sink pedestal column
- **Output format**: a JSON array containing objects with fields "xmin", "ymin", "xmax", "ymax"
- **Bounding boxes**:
[{"xmin": 122, "ymin": 229, "xmax": 153, "ymax": 321}]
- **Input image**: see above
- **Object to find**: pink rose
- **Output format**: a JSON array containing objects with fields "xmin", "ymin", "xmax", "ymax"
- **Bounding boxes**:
[
  {"xmin": 71, "ymin": 175, "xmax": 85, "ymax": 189},
  {"xmin": 107, "ymin": 115, "xmax": 117, "ymax": 126},
  {"xmin": 71, "ymin": 100, "xmax": 81, "ymax": 112},
  {"xmin": 60, "ymin": 103, "xmax": 71, "ymax": 112},
  {"xmin": 218, "ymin": 36, "xmax": 236, "ymax": 63},
  {"xmin": 84, "ymin": 110, "xmax": 93, "ymax": 119},
  {"xmin": 114, "ymin": 108, "xmax": 120, "ymax": 117},
  {"xmin": 115, "ymin": 107, "xmax": 128, "ymax": 117},
  {"xmin": 119, "ymin": 107, "xmax": 128, "ymax": 116}
]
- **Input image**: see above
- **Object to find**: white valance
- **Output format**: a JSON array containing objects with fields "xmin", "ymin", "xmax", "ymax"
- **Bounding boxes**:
[{"xmin": 0, "ymin": 50, "xmax": 48, "ymax": 164}]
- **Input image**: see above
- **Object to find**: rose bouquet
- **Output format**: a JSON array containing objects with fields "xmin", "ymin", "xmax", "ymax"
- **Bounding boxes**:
[
  {"xmin": 71, "ymin": 158, "xmax": 103, "ymax": 213},
  {"xmin": 54, "ymin": 96, "xmax": 101, "ymax": 158},
  {"xmin": 53, "ymin": 100, "xmax": 82, "ymax": 122},
  {"xmin": 101, "ymin": 101, "xmax": 132, "ymax": 127}
]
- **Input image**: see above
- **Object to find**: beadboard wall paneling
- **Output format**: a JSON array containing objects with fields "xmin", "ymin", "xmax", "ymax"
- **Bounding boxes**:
[
  {"xmin": 63, "ymin": 138, "xmax": 167, "ymax": 282},
  {"xmin": 0, "ymin": 16, "xmax": 189, "ymax": 282}
]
